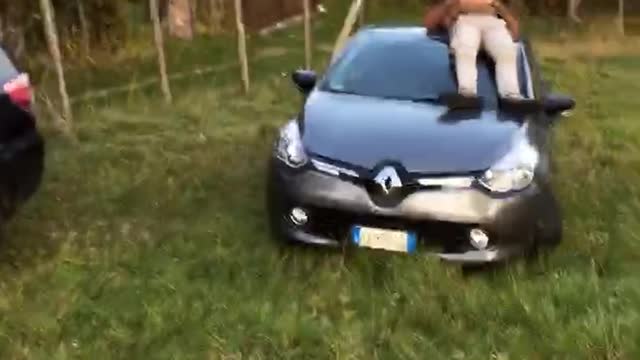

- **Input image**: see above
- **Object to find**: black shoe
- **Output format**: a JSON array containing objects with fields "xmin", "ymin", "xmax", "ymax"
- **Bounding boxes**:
[
  {"xmin": 439, "ymin": 93, "xmax": 483, "ymax": 110},
  {"xmin": 499, "ymin": 97, "xmax": 542, "ymax": 113}
]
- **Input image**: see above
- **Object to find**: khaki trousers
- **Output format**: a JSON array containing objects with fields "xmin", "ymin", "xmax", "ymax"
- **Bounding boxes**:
[{"xmin": 450, "ymin": 14, "xmax": 521, "ymax": 98}]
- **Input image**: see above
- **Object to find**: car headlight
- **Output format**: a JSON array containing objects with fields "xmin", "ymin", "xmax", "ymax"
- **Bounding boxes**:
[
  {"xmin": 275, "ymin": 120, "xmax": 308, "ymax": 168},
  {"xmin": 479, "ymin": 135, "xmax": 539, "ymax": 193}
]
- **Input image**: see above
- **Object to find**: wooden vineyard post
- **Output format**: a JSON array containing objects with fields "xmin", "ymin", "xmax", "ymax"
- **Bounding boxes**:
[
  {"xmin": 332, "ymin": 0, "xmax": 364, "ymax": 62},
  {"xmin": 76, "ymin": 0, "xmax": 90, "ymax": 55},
  {"xmin": 358, "ymin": 0, "xmax": 366, "ymax": 27},
  {"xmin": 568, "ymin": 0, "xmax": 582, "ymax": 23},
  {"xmin": 209, "ymin": 0, "xmax": 225, "ymax": 32},
  {"xmin": 150, "ymin": 0, "xmax": 173, "ymax": 104},
  {"xmin": 40, "ymin": 0, "xmax": 73, "ymax": 127},
  {"xmin": 234, "ymin": 0, "xmax": 250, "ymax": 93},
  {"xmin": 304, "ymin": 0, "xmax": 313, "ymax": 69},
  {"xmin": 619, "ymin": 0, "xmax": 625, "ymax": 36}
]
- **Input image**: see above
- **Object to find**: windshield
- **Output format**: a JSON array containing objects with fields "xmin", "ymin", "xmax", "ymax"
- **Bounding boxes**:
[
  {"xmin": 0, "ymin": 48, "xmax": 18, "ymax": 85},
  {"xmin": 321, "ymin": 33, "xmax": 502, "ymax": 105}
]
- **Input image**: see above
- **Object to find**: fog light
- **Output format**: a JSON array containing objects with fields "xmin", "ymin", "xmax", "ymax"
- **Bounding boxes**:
[
  {"xmin": 469, "ymin": 228, "xmax": 489, "ymax": 250},
  {"xmin": 289, "ymin": 207, "xmax": 308, "ymax": 226}
]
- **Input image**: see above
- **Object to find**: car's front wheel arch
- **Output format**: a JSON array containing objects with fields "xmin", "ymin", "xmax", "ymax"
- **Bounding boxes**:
[{"xmin": 531, "ymin": 185, "xmax": 563, "ymax": 255}]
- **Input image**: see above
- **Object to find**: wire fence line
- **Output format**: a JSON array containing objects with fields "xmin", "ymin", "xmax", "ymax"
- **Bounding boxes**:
[{"xmin": 66, "ymin": 48, "xmax": 301, "ymax": 105}]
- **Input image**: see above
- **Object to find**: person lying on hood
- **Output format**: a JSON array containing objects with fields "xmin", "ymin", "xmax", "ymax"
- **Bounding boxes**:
[{"xmin": 424, "ymin": 0, "xmax": 530, "ymax": 106}]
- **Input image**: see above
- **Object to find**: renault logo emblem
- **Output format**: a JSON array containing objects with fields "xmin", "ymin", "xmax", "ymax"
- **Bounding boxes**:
[{"xmin": 374, "ymin": 166, "xmax": 402, "ymax": 194}]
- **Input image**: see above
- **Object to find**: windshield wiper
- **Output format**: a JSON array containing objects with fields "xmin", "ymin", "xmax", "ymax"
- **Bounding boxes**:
[
  {"xmin": 324, "ymin": 89, "xmax": 441, "ymax": 104},
  {"xmin": 324, "ymin": 87, "xmax": 360, "ymax": 96},
  {"xmin": 407, "ymin": 96, "xmax": 440, "ymax": 104}
]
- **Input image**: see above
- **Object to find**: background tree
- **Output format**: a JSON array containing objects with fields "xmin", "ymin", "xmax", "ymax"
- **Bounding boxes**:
[
  {"xmin": 209, "ymin": 0, "xmax": 225, "ymax": 33},
  {"xmin": 151, "ymin": 0, "xmax": 172, "ymax": 103},
  {"xmin": 568, "ymin": 0, "xmax": 582, "ymax": 23},
  {"xmin": 76, "ymin": 0, "xmax": 90, "ymax": 55},
  {"xmin": 234, "ymin": 0, "xmax": 249, "ymax": 93},
  {"xmin": 39, "ymin": 0, "xmax": 73, "ymax": 128},
  {"xmin": 168, "ymin": 0, "xmax": 194, "ymax": 39}
]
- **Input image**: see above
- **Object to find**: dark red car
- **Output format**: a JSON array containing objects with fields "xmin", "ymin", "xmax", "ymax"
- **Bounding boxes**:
[{"xmin": 0, "ymin": 47, "xmax": 44, "ymax": 223}]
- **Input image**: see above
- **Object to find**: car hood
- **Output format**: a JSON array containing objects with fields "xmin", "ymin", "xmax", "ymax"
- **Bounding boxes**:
[{"xmin": 301, "ymin": 91, "xmax": 529, "ymax": 174}]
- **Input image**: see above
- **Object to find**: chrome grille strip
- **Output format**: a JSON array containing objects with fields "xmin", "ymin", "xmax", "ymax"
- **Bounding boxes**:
[
  {"xmin": 312, "ymin": 158, "xmax": 475, "ymax": 189},
  {"xmin": 311, "ymin": 159, "xmax": 360, "ymax": 178},
  {"xmin": 417, "ymin": 176, "xmax": 475, "ymax": 188}
]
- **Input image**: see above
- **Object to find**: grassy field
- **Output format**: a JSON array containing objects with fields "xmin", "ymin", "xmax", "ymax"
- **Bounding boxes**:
[{"xmin": 1, "ymin": 4, "xmax": 640, "ymax": 359}]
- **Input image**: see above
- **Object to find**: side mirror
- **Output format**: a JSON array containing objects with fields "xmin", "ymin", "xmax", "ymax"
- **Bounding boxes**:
[
  {"xmin": 292, "ymin": 69, "xmax": 317, "ymax": 95},
  {"xmin": 542, "ymin": 94, "xmax": 575, "ymax": 116}
]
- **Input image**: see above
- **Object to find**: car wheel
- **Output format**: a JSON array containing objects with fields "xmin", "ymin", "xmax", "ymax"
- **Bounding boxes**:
[
  {"xmin": 461, "ymin": 261, "xmax": 509, "ymax": 276},
  {"xmin": 528, "ymin": 189, "xmax": 563, "ymax": 261},
  {"xmin": 0, "ymin": 143, "xmax": 44, "ymax": 221},
  {"xmin": 0, "ymin": 186, "xmax": 18, "ymax": 221},
  {"xmin": 14, "ymin": 144, "xmax": 45, "ymax": 203},
  {"xmin": 265, "ymin": 169, "xmax": 296, "ymax": 246},
  {"xmin": 267, "ymin": 212, "xmax": 297, "ymax": 245}
]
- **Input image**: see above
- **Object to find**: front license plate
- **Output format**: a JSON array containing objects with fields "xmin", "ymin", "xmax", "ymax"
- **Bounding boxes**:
[{"xmin": 352, "ymin": 226, "xmax": 417, "ymax": 253}]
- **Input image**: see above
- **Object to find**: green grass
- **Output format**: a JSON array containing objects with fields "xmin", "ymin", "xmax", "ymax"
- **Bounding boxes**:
[{"xmin": 2, "ymin": 7, "xmax": 640, "ymax": 359}]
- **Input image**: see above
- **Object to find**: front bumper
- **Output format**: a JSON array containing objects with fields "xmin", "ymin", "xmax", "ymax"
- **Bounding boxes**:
[{"xmin": 267, "ymin": 159, "xmax": 549, "ymax": 263}]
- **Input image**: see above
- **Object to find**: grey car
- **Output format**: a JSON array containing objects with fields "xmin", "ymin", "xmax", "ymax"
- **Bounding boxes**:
[{"xmin": 267, "ymin": 26, "xmax": 575, "ymax": 264}]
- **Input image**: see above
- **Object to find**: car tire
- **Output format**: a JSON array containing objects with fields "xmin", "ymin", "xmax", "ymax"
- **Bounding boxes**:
[
  {"xmin": 265, "ymin": 166, "xmax": 297, "ymax": 246},
  {"xmin": 528, "ymin": 188, "xmax": 563, "ymax": 261},
  {"xmin": 267, "ymin": 213, "xmax": 297, "ymax": 246},
  {"xmin": 0, "ymin": 185, "xmax": 18, "ymax": 221},
  {"xmin": 0, "ymin": 138, "xmax": 44, "ymax": 222},
  {"xmin": 538, "ymin": 193, "xmax": 563, "ymax": 246}
]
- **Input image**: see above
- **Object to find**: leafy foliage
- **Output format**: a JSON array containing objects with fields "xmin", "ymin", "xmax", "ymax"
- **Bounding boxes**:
[
  {"xmin": 0, "ymin": 0, "xmax": 130, "ymax": 61},
  {"xmin": 0, "ymin": 0, "xmax": 626, "ymax": 63}
]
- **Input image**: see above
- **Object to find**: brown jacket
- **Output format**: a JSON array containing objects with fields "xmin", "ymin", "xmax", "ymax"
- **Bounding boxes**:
[{"xmin": 423, "ymin": 0, "xmax": 520, "ymax": 39}]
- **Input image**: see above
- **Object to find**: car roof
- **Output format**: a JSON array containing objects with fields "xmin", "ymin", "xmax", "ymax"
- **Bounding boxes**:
[
  {"xmin": 356, "ymin": 25, "xmax": 524, "ymax": 47},
  {"xmin": 356, "ymin": 26, "xmax": 442, "ymax": 44},
  {"xmin": 337, "ymin": 26, "xmax": 535, "ymax": 100}
]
